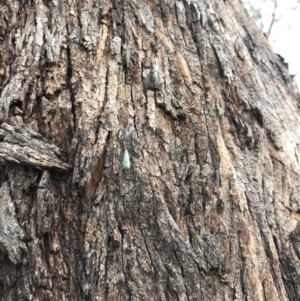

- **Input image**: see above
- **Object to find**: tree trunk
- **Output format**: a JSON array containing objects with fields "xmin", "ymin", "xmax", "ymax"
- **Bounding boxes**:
[{"xmin": 1, "ymin": 0, "xmax": 300, "ymax": 300}]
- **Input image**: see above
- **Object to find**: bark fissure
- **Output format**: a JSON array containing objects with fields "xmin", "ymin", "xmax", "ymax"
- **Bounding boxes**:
[{"xmin": 66, "ymin": 44, "xmax": 76, "ymax": 133}]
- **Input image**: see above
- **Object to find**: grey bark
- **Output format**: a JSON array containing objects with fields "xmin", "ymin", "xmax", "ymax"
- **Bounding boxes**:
[{"xmin": 0, "ymin": 0, "xmax": 300, "ymax": 300}]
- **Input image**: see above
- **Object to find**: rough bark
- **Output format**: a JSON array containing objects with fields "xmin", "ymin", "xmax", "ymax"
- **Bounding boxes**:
[{"xmin": 0, "ymin": 0, "xmax": 300, "ymax": 300}]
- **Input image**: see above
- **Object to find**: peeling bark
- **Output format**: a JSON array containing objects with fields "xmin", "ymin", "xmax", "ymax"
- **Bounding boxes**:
[
  {"xmin": 1, "ymin": 0, "xmax": 300, "ymax": 300},
  {"xmin": 0, "ymin": 123, "xmax": 71, "ymax": 170}
]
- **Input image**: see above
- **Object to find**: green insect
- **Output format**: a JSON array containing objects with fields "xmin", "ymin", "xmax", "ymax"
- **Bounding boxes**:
[{"xmin": 123, "ymin": 149, "xmax": 131, "ymax": 169}]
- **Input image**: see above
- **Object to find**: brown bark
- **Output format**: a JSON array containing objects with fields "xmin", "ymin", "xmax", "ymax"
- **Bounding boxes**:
[{"xmin": 1, "ymin": 0, "xmax": 300, "ymax": 300}]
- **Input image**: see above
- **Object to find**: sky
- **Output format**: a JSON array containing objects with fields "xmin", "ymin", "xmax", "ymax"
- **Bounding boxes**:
[{"xmin": 244, "ymin": 0, "xmax": 300, "ymax": 86}]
